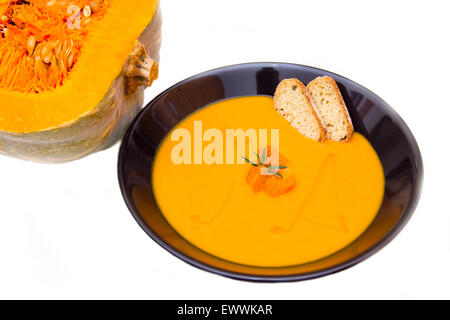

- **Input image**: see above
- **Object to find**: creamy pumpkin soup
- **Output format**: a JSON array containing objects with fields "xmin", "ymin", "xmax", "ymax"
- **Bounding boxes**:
[{"xmin": 152, "ymin": 96, "xmax": 385, "ymax": 267}]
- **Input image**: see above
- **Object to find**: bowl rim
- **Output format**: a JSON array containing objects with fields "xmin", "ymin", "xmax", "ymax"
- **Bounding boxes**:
[{"xmin": 118, "ymin": 62, "xmax": 424, "ymax": 282}]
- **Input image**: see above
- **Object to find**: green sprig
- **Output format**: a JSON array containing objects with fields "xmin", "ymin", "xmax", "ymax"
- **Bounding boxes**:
[
  {"xmin": 243, "ymin": 148, "xmax": 287, "ymax": 179},
  {"xmin": 241, "ymin": 156, "xmax": 258, "ymax": 166}
]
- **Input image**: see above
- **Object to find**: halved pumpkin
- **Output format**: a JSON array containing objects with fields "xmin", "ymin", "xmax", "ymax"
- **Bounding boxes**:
[{"xmin": 0, "ymin": 0, "xmax": 161, "ymax": 162}]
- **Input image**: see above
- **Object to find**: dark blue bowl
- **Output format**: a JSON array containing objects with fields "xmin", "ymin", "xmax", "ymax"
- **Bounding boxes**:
[{"xmin": 118, "ymin": 63, "xmax": 423, "ymax": 282}]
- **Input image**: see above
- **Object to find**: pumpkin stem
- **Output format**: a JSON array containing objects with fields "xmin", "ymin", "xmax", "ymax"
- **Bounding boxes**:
[{"xmin": 124, "ymin": 41, "xmax": 159, "ymax": 95}]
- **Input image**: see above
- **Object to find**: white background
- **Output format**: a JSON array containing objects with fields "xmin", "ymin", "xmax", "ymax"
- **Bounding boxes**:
[{"xmin": 0, "ymin": 0, "xmax": 448, "ymax": 299}]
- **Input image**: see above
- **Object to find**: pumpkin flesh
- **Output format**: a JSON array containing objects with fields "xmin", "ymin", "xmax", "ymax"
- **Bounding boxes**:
[{"xmin": 0, "ymin": 0, "xmax": 158, "ymax": 133}]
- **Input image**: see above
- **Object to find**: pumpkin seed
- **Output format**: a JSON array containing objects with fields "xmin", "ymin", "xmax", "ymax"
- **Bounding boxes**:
[
  {"xmin": 67, "ymin": 53, "xmax": 74, "ymax": 69},
  {"xmin": 41, "ymin": 45, "xmax": 50, "ymax": 58},
  {"xmin": 26, "ymin": 36, "xmax": 36, "ymax": 54},
  {"xmin": 83, "ymin": 6, "xmax": 92, "ymax": 18}
]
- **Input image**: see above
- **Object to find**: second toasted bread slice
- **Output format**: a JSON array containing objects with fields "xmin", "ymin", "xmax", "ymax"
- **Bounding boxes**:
[
  {"xmin": 273, "ymin": 79, "xmax": 326, "ymax": 142},
  {"xmin": 307, "ymin": 76, "xmax": 354, "ymax": 142}
]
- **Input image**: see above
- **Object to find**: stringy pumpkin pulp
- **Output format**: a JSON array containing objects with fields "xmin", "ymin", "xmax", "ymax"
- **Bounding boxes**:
[{"xmin": 0, "ymin": 0, "xmax": 108, "ymax": 93}]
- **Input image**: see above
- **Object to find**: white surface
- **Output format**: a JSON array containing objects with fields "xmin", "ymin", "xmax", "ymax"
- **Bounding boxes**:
[{"xmin": 0, "ymin": 0, "xmax": 448, "ymax": 300}]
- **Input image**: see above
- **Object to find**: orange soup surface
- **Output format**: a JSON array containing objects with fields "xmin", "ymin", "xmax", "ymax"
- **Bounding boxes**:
[{"xmin": 152, "ymin": 96, "xmax": 385, "ymax": 267}]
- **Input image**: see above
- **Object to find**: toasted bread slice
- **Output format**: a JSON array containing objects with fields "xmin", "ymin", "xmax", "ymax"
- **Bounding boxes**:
[
  {"xmin": 273, "ymin": 79, "xmax": 326, "ymax": 142},
  {"xmin": 307, "ymin": 76, "xmax": 354, "ymax": 142}
]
